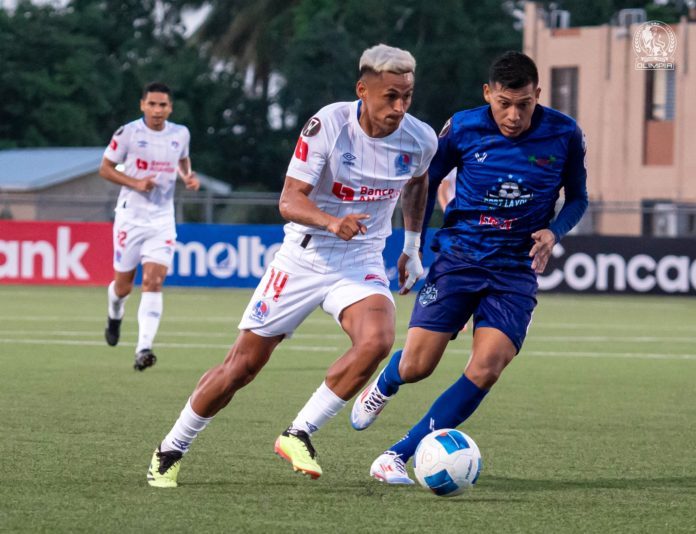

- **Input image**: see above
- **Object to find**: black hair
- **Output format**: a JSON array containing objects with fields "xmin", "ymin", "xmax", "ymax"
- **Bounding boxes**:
[
  {"xmin": 142, "ymin": 82, "xmax": 172, "ymax": 99},
  {"xmin": 489, "ymin": 51, "xmax": 539, "ymax": 89}
]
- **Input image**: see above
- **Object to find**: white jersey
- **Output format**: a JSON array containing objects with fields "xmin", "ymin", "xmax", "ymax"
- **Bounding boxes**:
[
  {"xmin": 104, "ymin": 118, "xmax": 190, "ymax": 223},
  {"xmin": 284, "ymin": 100, "xmax": 437, "ymax": 271}
]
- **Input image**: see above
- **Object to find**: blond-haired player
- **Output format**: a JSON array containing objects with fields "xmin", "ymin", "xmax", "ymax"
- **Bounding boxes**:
[{"xmin": 146, "ymin": 44, "xmax": 437, "ymax": 487}]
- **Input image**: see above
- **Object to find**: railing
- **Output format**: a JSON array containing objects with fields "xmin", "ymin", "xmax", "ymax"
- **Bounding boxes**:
[{"xmin": 1, "ymin": 192, "xmax": 695, "ymax": 237}]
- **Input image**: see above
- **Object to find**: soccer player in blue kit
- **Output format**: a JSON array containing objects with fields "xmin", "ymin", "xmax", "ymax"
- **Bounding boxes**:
[{"xmin": 351, "ymin": 51, "xmax": 589, "ymax": 484}]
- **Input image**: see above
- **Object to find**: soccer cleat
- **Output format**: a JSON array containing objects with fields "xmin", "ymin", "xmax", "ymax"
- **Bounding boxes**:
[
  {"xmin": 274, "ymin": 427, "xmax": 322, "ymax": 479},
  {"xmin": 350, "ymin": 379, "xmax": 391, "ymax": 430},
  {"xmin": 147, "ymin": 447, "xmax": 183, "ymax": 488},
  {"xmin": 104, "ymin": 318, "xmax": 122, "ymax": 346},
  {"xmin": 134, "ymin": 349, "xmax": 157, "ymax": 371},
  {"xmin": 370, "ymin": 451, "xmax": 415, "ymax": 485}
]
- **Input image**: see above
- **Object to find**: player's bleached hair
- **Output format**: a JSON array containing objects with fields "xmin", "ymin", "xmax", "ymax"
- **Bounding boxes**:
[{"xmin": 359, "ymin": 44, "xmax": 416, "ymax": 76}]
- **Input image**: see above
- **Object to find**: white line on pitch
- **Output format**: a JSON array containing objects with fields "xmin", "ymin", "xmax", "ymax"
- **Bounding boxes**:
[{"xmin": 0, "ymin": 337, "xmax": 695, "ymax": 360}]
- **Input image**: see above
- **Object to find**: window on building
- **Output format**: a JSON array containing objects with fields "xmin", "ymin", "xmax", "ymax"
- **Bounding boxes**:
[
  {"xmin": 645, "ymin": 70, "xmax": 676, "ymax": 120},
  {"xmin": 643, "ymin": 70, "xmax": 675, "ymax": 165},
  {"xmin": 550, "ymin": 67, "xmax": 578, "ymax": 118}
]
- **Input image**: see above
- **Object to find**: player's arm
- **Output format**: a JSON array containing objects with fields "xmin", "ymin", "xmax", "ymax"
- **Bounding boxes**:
[
  {"xmin": 530, "ymin": 125, "xmax": 589, "ymax": 273},
  {"xmin": 178, "ymin": 157, "xmax": 200, "ymax": 191},
  {"xmin": 99, "ymin": 157, "xmax": 155, "ymax": 193},
  {"xmin": 279, "ymin": 176, "xmax": 369, "ymax": 241},
  {"xmin": 397, "ymin": 172, "xmax": 428, "ymax": 294}
]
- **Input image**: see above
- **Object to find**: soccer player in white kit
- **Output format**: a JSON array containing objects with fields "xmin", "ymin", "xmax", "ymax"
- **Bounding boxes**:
[
  {"xmin": 146, "ymin": 44, "xmax": 438, "ymax": 488},
  {"xmin": 100, "ymin": 82, "xmax": 200, "ymax": 371}
]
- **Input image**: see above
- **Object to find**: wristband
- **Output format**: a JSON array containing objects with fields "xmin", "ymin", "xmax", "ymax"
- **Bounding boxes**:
[{"xmin": 403, "ymin": 230, "xmax": 421, "ymax": 252}]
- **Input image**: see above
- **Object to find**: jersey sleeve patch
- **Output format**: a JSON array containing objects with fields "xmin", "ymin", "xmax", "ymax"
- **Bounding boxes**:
[
  {"xmin": 439, "ymin": 117, "xmax": 452, "ymax": 138},
  {"xmin": 301, "ymin": 117, "xmax": 322, "ymax": 137}
]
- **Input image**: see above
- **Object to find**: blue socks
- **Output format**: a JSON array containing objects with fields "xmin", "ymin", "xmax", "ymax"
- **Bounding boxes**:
[
  {"xmin": 377, "ymin": 350, "xmax": 404, "ymax": 396},
  {"xmin": 390, "ymin": 374, "xmax": 488, "ymax": 461}
]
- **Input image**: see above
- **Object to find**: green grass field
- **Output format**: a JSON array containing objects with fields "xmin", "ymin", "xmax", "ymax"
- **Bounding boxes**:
[{"xmin": 1, "ymin": 286, "xmax": 695, "ymax": 533}]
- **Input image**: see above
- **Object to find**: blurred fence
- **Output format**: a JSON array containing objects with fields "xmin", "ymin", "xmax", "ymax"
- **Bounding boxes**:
[{"xmin": 1, "ymin": 192, "xmax": 696, "ymax": 238}]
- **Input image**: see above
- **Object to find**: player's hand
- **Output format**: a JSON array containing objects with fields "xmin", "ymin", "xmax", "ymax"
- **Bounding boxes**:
[
  {"xmin": 133, "ymin": 175, "xmax": 157, "ymax": 193},
  {"xmin": 327, "ymin": 213, "xmax": 370, "ymax": 241},
  {"xmin": 182, "ymin": 172, "xmax": 200, "ymax": 191},
  {"xmin": 397, "ymin": 249, "xmax": 423, "ymax": 295},
  {"xmin": 529, "ymin": 229, "xmax": 556, "ymax": 273}
]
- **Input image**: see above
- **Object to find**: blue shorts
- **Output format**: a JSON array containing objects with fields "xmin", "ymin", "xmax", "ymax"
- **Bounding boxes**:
[{"xmin": 409, "ymin": 254, "xmax": 538, "ymax": 353}]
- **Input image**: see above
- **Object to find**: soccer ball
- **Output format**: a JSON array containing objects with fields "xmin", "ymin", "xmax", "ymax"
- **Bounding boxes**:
[{"xmin": 413, "ymin": 429, "xmax": 482, "ymax": 497}]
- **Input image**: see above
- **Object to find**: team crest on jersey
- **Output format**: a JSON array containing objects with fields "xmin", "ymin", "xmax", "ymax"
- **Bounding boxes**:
[
  {"xmin": 418, "ymin": 284, "xmax": 438, "ymax": 307},
  {"xmin": 250, "ymin": 300, "xmax": 271, "ymax": 323},
  {"xmin": 171, "ymin": 140, "xmax": 180, "ymax": 149},
  {"xmin": 439, "ymin": 118, "xmax": 452, "ymax": 138},
  {"xmin": 302, "ymin": 117, "xmax": 322, "ymax": 137},
  {"xmin": 394, "ymin": 153, "xmax": 412, "ymax": 176}
]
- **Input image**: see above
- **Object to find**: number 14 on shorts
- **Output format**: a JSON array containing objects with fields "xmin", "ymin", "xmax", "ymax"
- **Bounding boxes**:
[{"xmin": 263, "ymin": 268, "xmax": 289, "ymax": 302}]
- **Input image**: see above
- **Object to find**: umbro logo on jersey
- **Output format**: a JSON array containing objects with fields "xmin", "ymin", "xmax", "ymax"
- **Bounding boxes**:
[
  {"xmin": 342, "ymin": 153, "xmax": 356, "ymax": 166},
  {"xmin": 137, "ymin": 140, "xmax": 148, "ymax": 148},
  {"xmin": 475, "ymin": 152, "xmax": 488, "ymax": 163}
]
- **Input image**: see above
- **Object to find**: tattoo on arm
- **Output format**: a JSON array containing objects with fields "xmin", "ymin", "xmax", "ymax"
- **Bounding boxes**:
[{"xmin": 401, "ymin": 174, "xmax": 428, "ymax": 232}]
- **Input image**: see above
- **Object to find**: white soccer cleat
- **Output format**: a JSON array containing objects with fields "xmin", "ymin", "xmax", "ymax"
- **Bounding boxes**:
[
  {"xmin": 350, "ymin": 379, "xmax": 391, "ymax": 430},
  {"xmin": 370, "ymin": 451, "xmax": 415, "ymax": 485}
]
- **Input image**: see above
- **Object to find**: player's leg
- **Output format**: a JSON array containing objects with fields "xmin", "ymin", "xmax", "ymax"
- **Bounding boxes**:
[
  {"xmin": 351, "ymin": 327, "xmax": 450, "ymax": 430},
  {"xmin": 105, "ymin": 217, "xmax": 141, "ymax": 347},
  {"xmin": 133, "ymin": 261, "xmax": 168, "ymax": 370},
  {"xmin": 373, "ymin": 274, "xmax": 536, "ymax": 484},
  {"xmin": 148, "ymin": 330, "xmax": 283, "ymax": 487},
  {"xmin": 352, "ymin": 253, "xmax": 475, "ymax": 430},
  {"xmin": 277, "ymin": 271, "xmax": 395, "ymax": 478},
  {"xmin": 149, "ymin": 252, "xmax": 320, "ymax": 486},
  {"xmin": 105, "ymin": 269, "xmax": 135, "ymax": 346},
  {"xmin": 391, "ymin": 328, "xmax": 513, "ymax": 454},
  {"xmin": 133, "ymin": 223, "xmax": 175, "ymax": 370}
]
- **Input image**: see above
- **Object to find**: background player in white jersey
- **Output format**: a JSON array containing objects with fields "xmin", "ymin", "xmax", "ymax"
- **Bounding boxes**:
[
  {"xmin": 100, "ymin": 82, "xmax": 200, "ymax": 371},
  {"xmin": 146, "ymin": 44, "xmax": 438, "ymax": 488}
]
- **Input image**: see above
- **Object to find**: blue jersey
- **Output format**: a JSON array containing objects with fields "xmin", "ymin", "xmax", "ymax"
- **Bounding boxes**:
[{"xmin": 424, "ymin": 104, "xmax": 588, "ymax": 269}]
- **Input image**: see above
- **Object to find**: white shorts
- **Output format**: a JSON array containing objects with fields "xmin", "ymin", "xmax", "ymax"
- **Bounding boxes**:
[
  {"xmin": 112, "ymin": 211, "xmax": 176, "ymax": 272},
  {"xmin": 238, "ymin": 244, "xmax": 394, "ymax": 338}
]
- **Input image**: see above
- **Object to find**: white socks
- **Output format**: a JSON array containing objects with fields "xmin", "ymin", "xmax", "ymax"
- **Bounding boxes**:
[
  {"xmin": 161, "ymin": 399, "xmax": 213, "ymax": 454},
  {"xmin": 291, "ymin": 381, "xmax": 347, "ymax": 435},
  {"xmin": 107, "ymin": 280, "xmax": 128, "ymax": 320},
  {"xmin": 136, "ymin": 291, "xmax": 162, "ymax": 353}
]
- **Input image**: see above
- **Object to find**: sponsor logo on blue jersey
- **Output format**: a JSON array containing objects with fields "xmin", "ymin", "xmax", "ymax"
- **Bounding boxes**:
[{"xmin": 484, "ymin": 175, "xmax": 533, "ymax": 208}]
